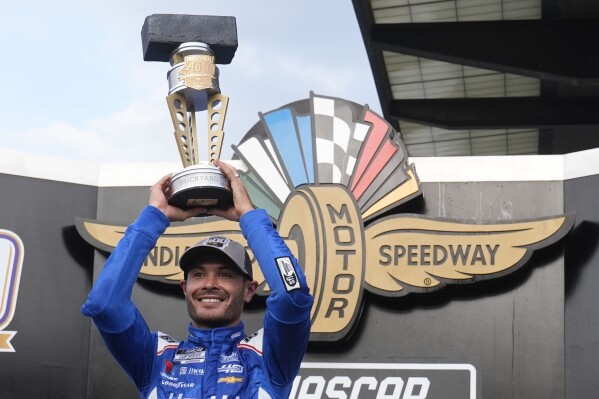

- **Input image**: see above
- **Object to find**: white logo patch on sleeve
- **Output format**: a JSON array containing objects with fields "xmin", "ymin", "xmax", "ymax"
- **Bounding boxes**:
[
  {"xmin": 238, "ymin": 329, "xmax": 264, "ymax": 355},
  {"xmin": 156, "ymin": 332, "xmax": 179, "ymax": 355},
  {"xmin": 275, "ymin": 257, "xmax": 300, "ymax": 292}
]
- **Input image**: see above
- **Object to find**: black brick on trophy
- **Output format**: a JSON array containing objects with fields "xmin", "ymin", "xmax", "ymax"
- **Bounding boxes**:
[{"xmin": 141, "ymin": 14, "xmax": 238, "ymax": 64}]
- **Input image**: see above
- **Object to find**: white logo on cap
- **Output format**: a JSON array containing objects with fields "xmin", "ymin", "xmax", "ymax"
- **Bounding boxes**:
[{"xmin": 204, "ymin": 237, "xmax": 231, "ymax": 249}]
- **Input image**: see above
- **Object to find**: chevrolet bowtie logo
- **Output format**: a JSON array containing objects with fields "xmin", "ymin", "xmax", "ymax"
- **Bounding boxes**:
[
  {"xmin": 218, "ymin": 376, "xmax": 243, "ymax": 384},
  {"xmin": 76, "ymin": 94, "xmax": 574, "ymax": 343}
]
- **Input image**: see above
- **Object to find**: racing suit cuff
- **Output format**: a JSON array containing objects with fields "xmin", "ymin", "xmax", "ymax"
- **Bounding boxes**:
[
  {"xmin": 136, "ymin": 205, "xmax": 170, "ymax": 239},
  {"xmin": 239, "ymin": 208, "xmax": 270, "ymax": 235}
]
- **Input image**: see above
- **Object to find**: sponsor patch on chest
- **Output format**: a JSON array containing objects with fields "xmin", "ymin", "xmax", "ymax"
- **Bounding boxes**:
[
  {"xmin": 179, "ymin": 366, "xmax": 204, "ymax": 376},
  {"xmin": 218, "ymin": 376, "xmax": 244, "ymax": 384},
  {"xmin": 219, "ymin": 352, "xmax": 240, "ymax": 363},
  {"xmin": 217, "ymin": 363, "xmax": 244, "ymax": 374},
  {"xmin": 173, "ymin": 347, "xmax": 206, "ymax": 364}
]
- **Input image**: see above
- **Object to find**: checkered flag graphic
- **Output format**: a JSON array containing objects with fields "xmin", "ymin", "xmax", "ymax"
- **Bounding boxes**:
[{"xmin": 312, "ymin": 94, "xmax": 371, "ymax": 185}]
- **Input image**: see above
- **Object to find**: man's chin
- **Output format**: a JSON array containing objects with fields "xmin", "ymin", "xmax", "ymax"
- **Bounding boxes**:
[{"xmin": 189, "ymin": 310, "xmax": 230, "ymax": 328}]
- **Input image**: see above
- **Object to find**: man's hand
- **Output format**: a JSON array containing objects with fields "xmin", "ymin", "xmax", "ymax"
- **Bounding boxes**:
[
  {"xmin": 207, "ymin": 160, "xmax": 254, "ymax": 221},
  {"xmin": 149, "ymin": 174, "xmax": 205, "ymax": 222}
]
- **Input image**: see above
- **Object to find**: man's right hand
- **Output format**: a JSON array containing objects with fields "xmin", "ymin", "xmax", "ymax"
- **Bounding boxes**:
[
  {"xmin": 149, "ymin": 174, "xmax": 205, "ymax": 222},
  {"xmin": 206, "ymin": 160, "xmax": 254, "ymax": 221}
]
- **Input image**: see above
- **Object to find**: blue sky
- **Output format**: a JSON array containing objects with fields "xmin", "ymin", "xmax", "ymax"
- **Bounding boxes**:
[{"xmin": 0, "ymin": 1, "xmax": 380, "ymax": 163}]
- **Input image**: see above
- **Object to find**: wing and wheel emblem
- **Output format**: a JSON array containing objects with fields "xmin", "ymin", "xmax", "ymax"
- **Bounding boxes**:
[{"xmin": 77, "ymin": 93, "xmax": 574, "ymax": 343}]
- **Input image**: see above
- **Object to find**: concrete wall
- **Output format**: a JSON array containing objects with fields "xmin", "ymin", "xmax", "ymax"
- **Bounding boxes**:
[{"xmin": 565, "ymin": 172, "xmax": 599, "ymax": 398}]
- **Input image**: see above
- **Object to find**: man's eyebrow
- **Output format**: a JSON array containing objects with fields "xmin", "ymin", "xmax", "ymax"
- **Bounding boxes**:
[{"xmin": 192, "ymin": 264, "xmax": 237, "ymax": 271}]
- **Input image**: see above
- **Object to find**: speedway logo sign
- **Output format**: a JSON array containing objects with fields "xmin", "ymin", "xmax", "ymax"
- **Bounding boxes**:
[
  {"xmin": 0, "ymin": 230, "xmax": 24, "ymax": 352},
  {"xmin": 77, "ymin": 94, "xmax": 573, "ymax": 343}
]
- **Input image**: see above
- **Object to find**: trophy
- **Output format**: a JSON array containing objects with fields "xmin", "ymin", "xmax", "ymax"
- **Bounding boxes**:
[{"xmin": 141, "ymin": 14, "xmax": 242, "ymax": 210}]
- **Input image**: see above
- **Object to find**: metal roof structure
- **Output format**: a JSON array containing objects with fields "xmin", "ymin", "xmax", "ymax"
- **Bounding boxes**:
[{"xmin": 352, "ymin": 0, "xmax": 599, "ymax": 156}]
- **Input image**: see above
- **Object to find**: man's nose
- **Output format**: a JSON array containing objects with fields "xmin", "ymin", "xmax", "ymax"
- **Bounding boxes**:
[{"xmin": 202, "ymin": 273, "xmax": 219, "ymax": 289}]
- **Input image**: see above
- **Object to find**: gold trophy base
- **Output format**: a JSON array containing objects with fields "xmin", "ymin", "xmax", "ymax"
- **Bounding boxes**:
[{"xmin": 168, "ymin": 163, "xmax": 233, "ymax": 210}]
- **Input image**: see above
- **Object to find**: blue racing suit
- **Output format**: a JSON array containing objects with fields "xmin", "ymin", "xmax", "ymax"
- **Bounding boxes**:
[{"xmin": 81, "ymin": 206, "xmax": 313, "ymax": 399}]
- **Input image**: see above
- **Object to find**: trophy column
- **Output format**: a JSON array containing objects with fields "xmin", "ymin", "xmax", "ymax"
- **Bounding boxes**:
[{"xmin": 141, "ymin": 14, "xmax": 241, "ymax": 210}]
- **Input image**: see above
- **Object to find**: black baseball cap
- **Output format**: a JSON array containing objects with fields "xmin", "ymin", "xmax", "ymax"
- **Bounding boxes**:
[{"xmin": 179, "ymin": 236, "xmax": 253, "ymax": 280}]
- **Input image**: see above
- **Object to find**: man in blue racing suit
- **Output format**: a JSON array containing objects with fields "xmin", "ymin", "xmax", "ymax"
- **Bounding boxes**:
[{"xmin": 81, "ymin": 160, "xmax": 314, "ymax": 399}]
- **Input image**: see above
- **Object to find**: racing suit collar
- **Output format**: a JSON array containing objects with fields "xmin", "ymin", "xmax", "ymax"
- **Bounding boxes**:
[{"xmin": 187, "ymin": 321, "xmax": 245, "ymax": 345}]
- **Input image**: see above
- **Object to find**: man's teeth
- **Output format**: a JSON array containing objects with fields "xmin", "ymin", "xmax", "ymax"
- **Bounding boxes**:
[{"xmin": 200, "ymin": 298, "xmax": 221, "ymax": 303}]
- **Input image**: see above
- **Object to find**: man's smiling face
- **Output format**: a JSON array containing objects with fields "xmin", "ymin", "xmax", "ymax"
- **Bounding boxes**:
[{"xmin": 180, "ymin": 254, "xmax": 257, "ymax": 329}]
